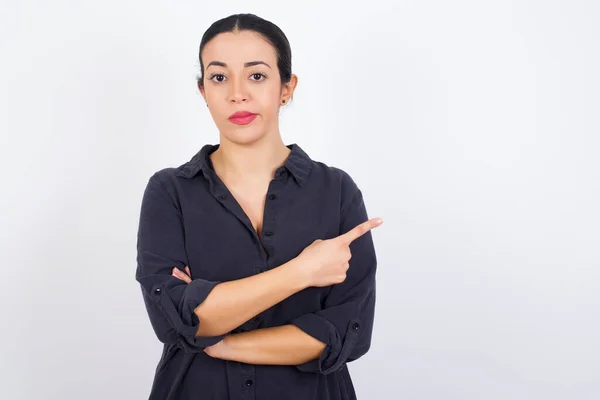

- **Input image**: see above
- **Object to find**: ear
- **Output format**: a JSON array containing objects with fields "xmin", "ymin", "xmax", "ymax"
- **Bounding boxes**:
[
  {"xmin": 281, "ymin": 74, "xmax": 298, "ymax": 101},
  {"xmin": 197, "ymin": 80, "xmax": 206, "ymax": 100}
]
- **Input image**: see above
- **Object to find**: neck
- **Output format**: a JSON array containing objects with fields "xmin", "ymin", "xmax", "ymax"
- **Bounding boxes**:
[{"xmin": 211, "ymin": 134, "xmax": 291, "ymax": 184}]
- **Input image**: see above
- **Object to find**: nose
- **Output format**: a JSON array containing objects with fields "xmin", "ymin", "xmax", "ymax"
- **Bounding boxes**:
[{"xmin": 227, "ymin": 75, "xmax": 249, "ymax": 103}]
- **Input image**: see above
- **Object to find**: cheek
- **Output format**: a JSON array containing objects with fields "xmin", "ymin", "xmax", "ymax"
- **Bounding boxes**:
[
  {"xmin": 255, "ymin": 84, "xmax": 281, "ymax": 107},
  {"xmin": 256, "ymin": 95, "xmax": 282, "ymax": 117},
  {"xmin": 208, "ymin": 102, "xmax": 231, "ymax": 123},
  {"xmin": 257, "ymin": 104, "xmax": 280, "ymax": 126}
]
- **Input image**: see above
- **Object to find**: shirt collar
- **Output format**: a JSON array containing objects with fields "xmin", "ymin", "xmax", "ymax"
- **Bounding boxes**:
[{"xmin": 176, "ymin": 143, "xmax": 313, "ymax": 187}]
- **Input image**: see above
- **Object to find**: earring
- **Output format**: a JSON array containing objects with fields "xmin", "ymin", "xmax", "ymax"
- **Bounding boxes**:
[{"xmin": 281, "ymin": 99, "xmax": 286, "ymax": 104}]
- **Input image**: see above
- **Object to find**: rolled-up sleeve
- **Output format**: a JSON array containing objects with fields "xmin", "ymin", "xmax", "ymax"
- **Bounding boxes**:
[
  {"xmin": 135, "ymin": 172, "xmax": 226, "ymax": 352},
  {"xmin": 289, "ymin": 185, "xmax": 377, "ymax": 375}
]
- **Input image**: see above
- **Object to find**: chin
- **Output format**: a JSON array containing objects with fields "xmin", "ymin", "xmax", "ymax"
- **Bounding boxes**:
[{"xmin": 221, "ymin": 128, "xmax": 268, "ymax": 145}]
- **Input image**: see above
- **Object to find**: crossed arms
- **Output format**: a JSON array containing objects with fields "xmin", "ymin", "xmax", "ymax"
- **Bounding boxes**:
[{"xmin": 135, "ymin": 172, "xmax": 379, "ymax": 374}]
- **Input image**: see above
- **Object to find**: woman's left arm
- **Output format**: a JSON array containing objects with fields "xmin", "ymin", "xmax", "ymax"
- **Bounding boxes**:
[{"xmin": 205, "ymin": 325, "xmax": 327, "ymax": 365}]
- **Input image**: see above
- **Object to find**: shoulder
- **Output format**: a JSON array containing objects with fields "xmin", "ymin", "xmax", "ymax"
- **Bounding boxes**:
[
  {"xmin": 144, "ymin": 167, "xmax": 179, "ymax": 189},
  {"xmin": 309, "ymin": 158, "xmax": 362, "ymax": 211},
  {"xmin": 142, "ymin": 167, "xmax": 185, "ymax": 207},
  {"xmin": 308, "ymin": 151, "xmax": 360, "ymax": 192},
  {"xmin": 150, "ymin": 167, "xmax": 180, "ymax": 185},
  {"xmin": 145, "ymin": 144, "xmax": 208, "ymax": 190}
]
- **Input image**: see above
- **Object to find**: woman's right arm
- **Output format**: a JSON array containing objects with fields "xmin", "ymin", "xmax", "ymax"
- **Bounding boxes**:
[
  {"xmin": 192, "ymin": 259, "xmax": 309, "ymax": 337},
  {"xmin": 193, "ymin": 215, "xmax": 382, "ymax": 337}
]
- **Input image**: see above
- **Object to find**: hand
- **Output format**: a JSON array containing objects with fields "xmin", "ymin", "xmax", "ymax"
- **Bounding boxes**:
[
  {"xmin": 203, "ymin": 335, "xmax": 233, "ymax": 360},
  {"xmin": 296, "ymin": 217, "xmax": 383, "ymax": 287},
  {"xmin": 172, "ymin": 266, "xmax": 192, "ymax": 283}
]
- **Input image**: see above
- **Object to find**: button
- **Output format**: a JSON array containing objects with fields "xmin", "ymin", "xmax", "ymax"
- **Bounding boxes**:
[
  {"xmin": 154, "ymin": 288, "xmax": 161, "ymax": 294},
  {"xmin": 268, "ymin": 193, "xmax": 277, "ymax": 200},
  {"xmin": 264, "ymin": 231, "xmax": 274, "ymax": 237},
  {"xmin": 245, "ymin": 379, "xmax": 253, "ymax": 387},
  {"xmin": 217, "ymin": 194, "xmax": 226, "ymax": 201},
  {"xmin": 352, "ymin": 322, "xmax": 360, "ymax": 331}
]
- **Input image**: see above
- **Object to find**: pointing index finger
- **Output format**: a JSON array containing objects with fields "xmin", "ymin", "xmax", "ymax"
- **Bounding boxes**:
[{"xmin": 338, "ymin": 218, "xmax": 383, "ymax": 245}]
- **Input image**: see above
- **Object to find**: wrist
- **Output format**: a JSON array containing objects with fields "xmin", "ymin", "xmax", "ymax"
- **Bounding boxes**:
[
  {"xmin": 285, "ymin": 257, "xmax": 312, "ymax": 290},
  {"xmin": 216, "ymin": 334, "xmax": 237, "ymax": 361}
]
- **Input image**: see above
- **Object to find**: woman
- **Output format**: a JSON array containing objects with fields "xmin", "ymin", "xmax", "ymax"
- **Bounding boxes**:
[{"xmin": 135, "ymin": 13, "xmax": 384, "ymax": 400}]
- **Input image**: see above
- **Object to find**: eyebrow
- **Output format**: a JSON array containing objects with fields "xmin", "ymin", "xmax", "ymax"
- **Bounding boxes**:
[{"xmin": 206, "ymin": 60, "xmax": 271, "ymax": 70}]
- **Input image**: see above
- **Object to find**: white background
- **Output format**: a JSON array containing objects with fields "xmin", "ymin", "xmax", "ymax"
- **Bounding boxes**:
[{"xmin": 1, "ymin": 0, "xmax": 599, "ymax": 399}]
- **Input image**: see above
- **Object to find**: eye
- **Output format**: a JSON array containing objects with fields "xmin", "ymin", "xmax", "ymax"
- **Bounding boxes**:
[
  {"xmin": 250, "ymin": 73, "xmax": 267, "ymax": 82},
  {"xmin": 208, "ymin": 73, "xmax": 226, "ymax": 83}
]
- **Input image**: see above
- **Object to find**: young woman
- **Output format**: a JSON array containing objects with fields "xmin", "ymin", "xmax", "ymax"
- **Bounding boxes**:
[{"xmin": 135, "ymin": 13, "xmax": 384, "ymax": 400}]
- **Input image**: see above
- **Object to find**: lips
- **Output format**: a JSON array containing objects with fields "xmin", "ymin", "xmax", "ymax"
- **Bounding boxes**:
[
  {"xmin": 229, "ymin": 111, "xmax": 256, "ymax": 118},
  {"xmin": 228, "ymin": 111, "xmax": 258, "ymax": 125}
]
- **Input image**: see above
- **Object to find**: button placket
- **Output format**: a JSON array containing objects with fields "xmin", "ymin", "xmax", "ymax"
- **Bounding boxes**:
[
  {"xmin": 260, "ymin": 176, "xmax": 284, "ymax": 260},
  {"xmin": 226, "ymin": 362, "xmax": 255, "ymax": 399}
]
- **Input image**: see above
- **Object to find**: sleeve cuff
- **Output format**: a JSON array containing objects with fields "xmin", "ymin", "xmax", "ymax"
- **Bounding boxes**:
[
  {"xmin": 290, "ymin": 313, "xmax": 362, "ymax": 374},
  {"xmin": 152, "ymin": 279, "xmax": 226, "ymax": 350}
]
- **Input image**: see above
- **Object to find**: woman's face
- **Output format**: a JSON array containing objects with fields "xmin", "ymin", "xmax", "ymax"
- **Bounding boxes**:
[{"xmin": 199, "ymin": 30, "xmax": 296, "ymax": 145}]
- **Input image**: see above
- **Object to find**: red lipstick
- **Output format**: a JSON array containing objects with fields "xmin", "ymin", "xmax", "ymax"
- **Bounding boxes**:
[{"xmin": 228, "ymin": 111, "xmax": 258, "ymax": 125}]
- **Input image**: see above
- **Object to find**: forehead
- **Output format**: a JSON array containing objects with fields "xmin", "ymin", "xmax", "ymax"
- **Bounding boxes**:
[{"xmin": 202, "ymin": 30, "xmax": 277, "ymax": 67}]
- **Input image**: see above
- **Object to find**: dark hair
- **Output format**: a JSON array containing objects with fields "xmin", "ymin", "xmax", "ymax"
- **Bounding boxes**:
[{"xmin": 196, "ymin": 13, "xmax": 293, "ymax": 92}]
